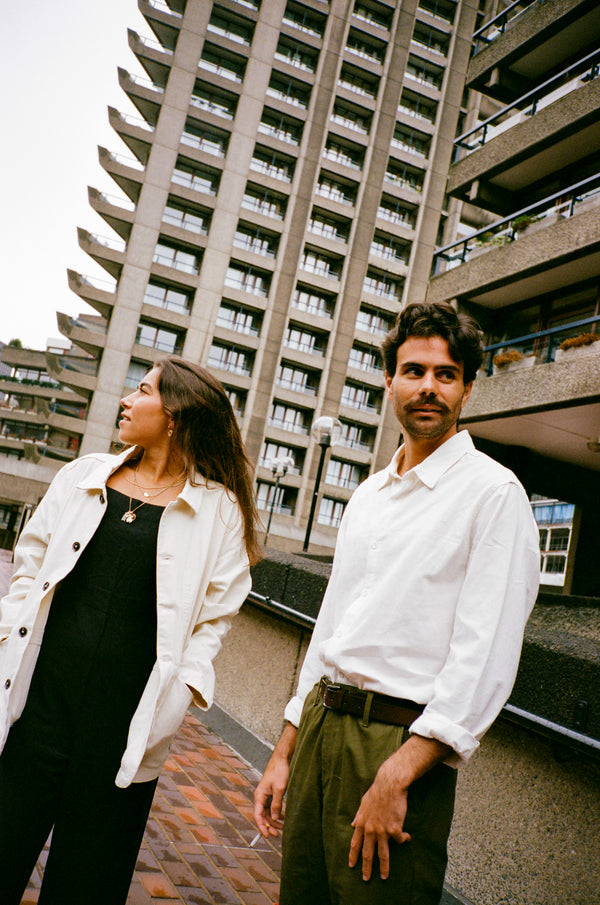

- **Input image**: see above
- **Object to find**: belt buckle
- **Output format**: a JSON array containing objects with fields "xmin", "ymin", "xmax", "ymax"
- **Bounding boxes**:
[{"xmin": 321, "ymin": 679, "xmax": 342, "ymax": 711}]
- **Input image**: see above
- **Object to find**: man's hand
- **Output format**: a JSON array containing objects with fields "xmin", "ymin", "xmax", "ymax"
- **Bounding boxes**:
[
  {"xmin": 253, "ymin": 722, "xmax": 298, "ymax": 839},
  {"xmin": 349, "ymin": 734, "xmax": 450, "ymax": 881}
]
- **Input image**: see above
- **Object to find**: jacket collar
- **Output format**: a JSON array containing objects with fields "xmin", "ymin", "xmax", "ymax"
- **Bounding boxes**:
[
  {"xmin": 75, "ymin": 446, "xmax": 210, "ymax": 513},
  {"xmin": 379, "ymin": 430, "xmax": 474, "ymax": 491}
]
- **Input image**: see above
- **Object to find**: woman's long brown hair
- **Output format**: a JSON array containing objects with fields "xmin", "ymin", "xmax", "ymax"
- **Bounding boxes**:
[{"xmin": 157, "ymin": 357, "xmax": 261, "ymax": 564}]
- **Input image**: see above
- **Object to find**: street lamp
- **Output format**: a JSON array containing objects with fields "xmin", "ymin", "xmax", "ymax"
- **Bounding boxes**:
[
  {"xmin": 264, "ymin": 455, "xmax": 295, "ymax": 545},
  {"xmin": 302, "ymin": 415, "xmax": 342, "ymax": 552}
]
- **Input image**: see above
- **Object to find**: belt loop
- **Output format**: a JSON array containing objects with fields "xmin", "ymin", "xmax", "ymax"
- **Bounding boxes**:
[{"xmin": 361, "ymin": 691, "xmax": 374, "ymax": 728}]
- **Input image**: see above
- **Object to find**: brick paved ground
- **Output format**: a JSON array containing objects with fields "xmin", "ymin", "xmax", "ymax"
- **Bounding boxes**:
[{"xmin": 1, "ymin": 550, "xmax": 281, "ymax": 905}]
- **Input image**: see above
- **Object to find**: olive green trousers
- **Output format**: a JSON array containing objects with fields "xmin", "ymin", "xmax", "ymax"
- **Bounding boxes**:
[{"xmin": 279, "ymin": 683, "xmax": 457, "ymax": 905}]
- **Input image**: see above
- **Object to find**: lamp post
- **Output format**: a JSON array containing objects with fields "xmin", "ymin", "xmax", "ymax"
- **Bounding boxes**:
[
  {"xmin": 303, "ymin": 415, "xmax": 342, "ymax": 552},
  {"xmin": 264, "ymin": 455, "xmax": 295, "ymax": 546}
]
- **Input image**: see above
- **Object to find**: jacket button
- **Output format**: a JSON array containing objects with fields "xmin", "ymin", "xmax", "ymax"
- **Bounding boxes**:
[
  {"xmin": 100, "ymin": 494, "xmax": 105, "ymax": 504},
  {"xmin": 42, "ymin": 581, "xmax": 50, "ymax": 591},
  {"xmin": 72, "ymin": 542, "xmax": 80, "ymax": 551},
  {"xmin": 19, "ymin": 627, "xmax": 28, "ymax": 637},
  {"xmin": 4, "ymin": 679, "xmax": 11, "ymax": 689}
]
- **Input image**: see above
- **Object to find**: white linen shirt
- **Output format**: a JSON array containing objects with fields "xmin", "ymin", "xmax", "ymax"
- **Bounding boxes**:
[
  {"xmin": 284, "ymin": 431, "xmax": 540, "ymax": 765},
  {"xmin": 0, "ymin": 447, "xmax": 251, "ymax": 787}
]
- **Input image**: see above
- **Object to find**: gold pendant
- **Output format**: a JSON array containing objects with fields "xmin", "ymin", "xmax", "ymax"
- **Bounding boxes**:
[{"xmin": 122, "ymin": 511, "xmax": 137, "ymax": 523}]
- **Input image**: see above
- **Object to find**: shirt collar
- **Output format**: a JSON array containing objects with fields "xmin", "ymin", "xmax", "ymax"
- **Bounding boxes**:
[{"xmin": 378, "ymin": 430, "xmax": 475, "ymax": 491}]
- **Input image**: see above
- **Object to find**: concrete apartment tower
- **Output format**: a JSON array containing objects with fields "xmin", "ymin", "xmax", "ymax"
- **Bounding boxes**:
[
  {"xmin": 428, "ymin": 0, "xmax": 600, "ymax": 596},
  {"xmin": 37, "ymin": 0, "xmax": 478, "ymax": 551}
]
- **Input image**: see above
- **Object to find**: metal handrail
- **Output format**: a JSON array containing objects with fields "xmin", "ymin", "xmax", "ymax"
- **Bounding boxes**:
[
  {"xmin": 455, "ymin": 48, "xmax": 600, "ymax": 151},
  {"xmin": 472, "ymin": 0, "xmax": 539, "ymax": 53}
]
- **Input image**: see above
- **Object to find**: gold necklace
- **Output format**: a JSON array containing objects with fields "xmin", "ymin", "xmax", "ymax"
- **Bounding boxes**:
[
  {"xmin": 121, "ymin": 475, "xmax": 187, "ymax": 524},
  {"xmin": 125, "ymin": 463, "xmax": 186, "ymax": 498}
]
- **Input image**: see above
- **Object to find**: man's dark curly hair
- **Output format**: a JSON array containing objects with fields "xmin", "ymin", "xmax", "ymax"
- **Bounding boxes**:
[{"xmin": 381, "ymin": 302, "xmax": 484, "ymax": 384}]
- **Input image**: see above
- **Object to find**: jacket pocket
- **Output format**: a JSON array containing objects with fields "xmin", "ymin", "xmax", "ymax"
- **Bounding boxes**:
[{"xmin": 142, "ymin": 673, "xmax": 193, "ymax": 769}]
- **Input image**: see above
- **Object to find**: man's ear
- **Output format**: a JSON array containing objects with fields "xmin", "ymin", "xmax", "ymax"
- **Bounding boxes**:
[
  {"xmin": 461, "ymin": 381, "xmax": 474, "ymax": 409},
  {"xmin": 384, "ymin": 370, "xmax": 393, "ymax": 398}
]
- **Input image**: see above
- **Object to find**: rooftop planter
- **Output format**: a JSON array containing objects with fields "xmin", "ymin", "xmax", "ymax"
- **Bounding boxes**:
[
  {"xmin": 554, "ymin": 333, "xmax": 600, "ymax": 361},
  {"xmin": 492, "ymin": 348, "xmax": 536, "ymax": 374}
]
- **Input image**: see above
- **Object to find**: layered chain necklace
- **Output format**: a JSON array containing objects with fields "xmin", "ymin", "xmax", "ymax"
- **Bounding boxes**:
[{"xmin": 121, "ymin": 463, "xmax": 187, "ymax": 524}]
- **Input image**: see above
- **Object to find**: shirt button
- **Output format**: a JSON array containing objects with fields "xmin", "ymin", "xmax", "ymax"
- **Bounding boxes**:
[
  {"xmin": 72, "ymin": 542, "xmax": 80, "ymax": 551},
  {"xmin": 19, "ymin": 627, "xmax": 28, "ymax": 637},
  {"xmin": 42, "ymin": 581, "xmax": 50, "ymax": 591},
  {"xmin": 99, "ymin": 493, "xmax": 105, "ymax": 504},
  {"xmin": 4, "ymin": 679, "xmax": 11, "ymax": 689}
]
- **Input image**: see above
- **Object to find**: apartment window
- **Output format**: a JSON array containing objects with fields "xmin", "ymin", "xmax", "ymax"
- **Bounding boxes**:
[
  {"xmin": 308, "ymin": 209, "xmax": 351, "ymax": 241},
  {"xmin": 260, "ymin": 441, "xmax": 304, "ymax": 473},
  {"xmin": 136, "ymin": 322, "xmax": 183, "ymax": 354},
  {"xmin": 233, "ymin": 224, "xmax": 279, "ymax": 257},
  {"xmin": 153, "ymin": 242, "xmax": 201, "ymax": 275},
  {"xmin": 341, "ymin": 381, "xmax": 382, "ymax": 412},
  {"xmin": 378, "ymin": 195, "xmax": 418, "ymax": 228},
  {"xmin": 345, "ymin": 28, "xmax": 386, "ymax": 64},
  {"xmin": 241, "ymin": 185, "xmax": 288, "ymax": 219},
  {"xmin": 293, "ymin": 285, "xmax": 336, "ymax": 318},
  {"xmin": 405, "ymin": 55, "xmax": 444, "ymax": 90},
  {"xmin": 277, "ymin": 363, "xmax": 319, "ymax": 395},
  {"xmin": 363, "ymin": 268, "xmax": 403, "ymax": 301},
  {"xmin": 385, "ymin": 160, "xmax": 424, "ymax": 193},
  {"xmin": 301, "ymin": 248, "xmax": 342, "ymax": 279},
  {"xmin": 412, "ymin": 23, "xmax": 450, "ymax": 56},
  {"xmin": 348, "ymin": 343, "xmax": 384, "ymax": 373},
  {"xmin": 125, "ymin": 360, "xmax": 150, "ymax": 388},
  {"xmin": 370, "ymin": 232, "xmax": 411, "ymax": 263},
  {"xmin": 162, "ymin": 202, "xmax": 210, "ymax": 235},
  {"xmin": 417, "ymin": 0, "xmax": 456, "ymax": 24},
  {"xmin": 250, "ymin": 148, "xmax": 295, "ymax": 182},
  {"xmin": 326, "ymin": 458, "xmax": 366, "ymax": 490},
  {"xmin": 331, "ymin": 100, "xmax": 371, "ymax": 135},
  {"xmin": 258, "ymin": 110, "xmax": 304, "ymax": 145},
  {"xmin": 198, "ymin": 44, "xmax": 247, "ymax": 82},
  {"xmin": 190, "ymin": 83, "xmax": 237, "ymax": 119},
  {"xmin": 339, "ymin": 63, "xmax": 379, "ymax": 99},
  {"xmin": 11, "ymin": 368, "xmax": 55, "ymax": 385},
  {"xmin": 356, "ymin": 306, "xmax": 394, "ymax": 336},
  {"xmin": 216, "ymin": 303, "xmax": 262, "ymax": 335},
  {"xmin": 323, "ymin": 137, "xmax": 364, "ymax": 170},
  {"xmin": 266, "ymin": 74, "xmax": 311, "ymax": 108},
  {"xmin": 316, "ymin": 174, "xmax": 357, "ymax": 205},
  {"xmin": 181, "ymin": 122, "xmax": 229, "ymax": 157},
  {"xmin": 282, "ymin": 2, "xmax": 326, "ymax": 37},
  {"xmin": 172, "ymin": 159, "xmax": 220, "ymax": 195},
  {"xmin": 399, "ymin": 89, "xmax": 438, "ymax": 123},
  {"xmin": 285, "ymin": 325, "xmax": 327, "ymax": 355},
  {"xmin": 207, "ymin": 343, "xmax": 254, "ymax": 376},
  {"xmin": 224, "ymin": 386, "xmax": 247, "ymax": 417},
  {"xmin": 225, "ymin": 263, "xmax": 271, "ymax": 296},
  {"xmin": 144, "ymin": 281, "xmax": 193, "ymax": 315},
  {"xmin": 391, "ymin": 123, "xmax": 431, "ymax": 158},
  {"xmin": 353, "ymin": 0, "xmax": 393, "ymax": 29},
  {"xmin": 317, "ymin": 497, "xmax": 346, "ymax": 527},
  {"xmin": 275, "ymin": 36, "xmax": 319, "ymax": 72},
  {"xmin": 256, "ymin": 481, "xmax": 297, "ymax": 515},
  {"xmin": 269, "ymin": 401, "xmax": 311, "ymax": 434},
  {"xmin": 207, "ymin": 10, "xmax": 254, "ymax": 45},
  {"xmin": 338, "ymin": 418, "xmax": 376, "ymax": 451}
]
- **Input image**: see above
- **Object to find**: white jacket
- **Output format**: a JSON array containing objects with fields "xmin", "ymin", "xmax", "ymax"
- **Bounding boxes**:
[{"xmin": 0, "ymin": 447, "xmax": 251, "ymax": 787}]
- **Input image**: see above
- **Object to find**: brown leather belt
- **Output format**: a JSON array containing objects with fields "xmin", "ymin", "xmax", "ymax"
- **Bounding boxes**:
[{"xmin": 318, "ymin": 677, "xmax": 424, "ymax": 727}]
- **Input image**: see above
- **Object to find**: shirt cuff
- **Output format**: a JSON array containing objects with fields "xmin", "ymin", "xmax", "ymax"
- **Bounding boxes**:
[
  {"xmin": 283, "ymin": 696, "xmax": 303, "ymax": 728},
  {"xmin": 409, "ymin": 711, "xmax": 480, "ymax": 766}
]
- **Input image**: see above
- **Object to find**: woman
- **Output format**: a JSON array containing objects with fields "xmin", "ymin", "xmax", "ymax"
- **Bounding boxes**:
[{"xmin": 0, "ymin": 357, "xmax": 260, "ymax": 905}]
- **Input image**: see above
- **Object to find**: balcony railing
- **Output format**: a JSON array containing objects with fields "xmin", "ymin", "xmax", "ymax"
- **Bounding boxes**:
[
  {"xmin": 455, "ymin": 49, "xmax": 600, "ymax": 156},
  {"xmin": 472, "ymin": 0, "xmax": 538, "ymax": 54},
  {"xmin": 433, "ymin": 173, "xmax": 600, "ymax": 272},
  {"xmin": 146, "ymin": 0, "xmax": 183, "ymax": 17},
  {"xmin": 481, "ymin": 315, "xmax": 600, "ymax": 375}
]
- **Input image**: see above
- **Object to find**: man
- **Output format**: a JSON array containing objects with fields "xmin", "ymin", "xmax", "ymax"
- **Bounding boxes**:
[{"xmin": 254, "ymin": 302, "xmax": 540, "ymax": 905}]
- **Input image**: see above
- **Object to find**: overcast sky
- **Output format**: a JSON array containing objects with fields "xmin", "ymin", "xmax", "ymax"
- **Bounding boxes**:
[{"xmin": 1, "ymin": 0, "xmax": 148, "ymax": 350}]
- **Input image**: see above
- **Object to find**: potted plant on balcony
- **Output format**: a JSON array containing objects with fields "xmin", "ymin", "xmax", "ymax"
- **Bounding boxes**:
[
  {"xmin": 492, "ymin": 348, "xmax": 536, "ymax": 374},
  {"xmin": 554, "ymin": 332, "xmax": 600, "ymax": 361}
]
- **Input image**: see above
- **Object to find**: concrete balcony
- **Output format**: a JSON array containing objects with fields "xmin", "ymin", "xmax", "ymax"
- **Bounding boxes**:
[
  {"xmin": 108, "ymin": 107, "xmax": 154, "ymax": 167},
  {"xmin": 56, "ymin": 313, "xmax": 107, "ymax": 356},
  {"xmin": 45, "ymin": 353, "xmax": 98, "ymax": 398},
  {"xmin": 139, "ymin": 0, "xmax": 182, "ymax": 53},
  {"xmin": 88, "ymin": 184, "xmax": 136, "ymax": 242},
  {"xmin": 450, "ymin": 65, "xmax": 600, "ymax": 215},
  {"xmin": 429, "ymin": 181, "xmax": 600, "ymax": 309},
  {"xmin": 99, "ymin": 147, "xmax": 144, "ymax": 204},
  {"xmin": 117, "ymin": 67, "xmax": 163, "ymax": 126},
  {"xmin": 78, "ymin": 228, "xmax": 126, "ymax": 281},
  {"xmin": 67, "ymin": 271, "xmax": 117, "ymax": 320},
  {"xmin": 128, "ymin": 29, "xmax": 173, "ymax": 88},
  {"xmin": 468, "ymin": 0, "xmax": 600, "ymax": 102}
]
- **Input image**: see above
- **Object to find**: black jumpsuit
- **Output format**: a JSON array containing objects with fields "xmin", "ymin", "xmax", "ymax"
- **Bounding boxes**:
[{"xmin": 0, "ymin": 488, "xmax": 164, "ymax": 905}]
